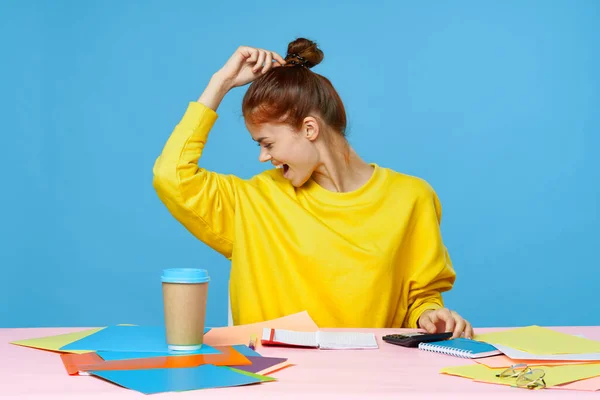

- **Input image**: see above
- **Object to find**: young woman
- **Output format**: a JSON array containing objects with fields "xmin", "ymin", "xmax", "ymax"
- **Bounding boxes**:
[{"xmin": 153, "ymin": 38, "xmax": 473, "ymax": 338}]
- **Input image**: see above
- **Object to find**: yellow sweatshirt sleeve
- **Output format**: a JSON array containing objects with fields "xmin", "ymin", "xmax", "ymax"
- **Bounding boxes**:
[
  {"xmin": 152, "ymin": 102, "xmax": 240, "ymax": 258},
  {"xmin": 402, "ymin": 184, "xmax": 456, "ymax": 328}
]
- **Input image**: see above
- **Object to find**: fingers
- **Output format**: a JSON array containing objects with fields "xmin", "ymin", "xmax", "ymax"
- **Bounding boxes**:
[
  {"xmin": 264, "ymin": 51, "xmax": 286, "ymax": 71},
  {"xmin": 427, "ymin": 311, "xmax": 440, "ymax": 330},
  {"xmin": 420, "ymin": 308, "xmax": 473, "ymax": 339},
  {"xmin": 271, "ymin": 51, "xmax": 287, "ymax": 66},
  {"xmin": 419, "ymin": 314, "xmax": 437, "ymax": 334},
  {"xmin": 253, "ymin": 50, "xmax": 267, "ymax": 74},
  {"xmin": 240, "ymin": 46, "xmax": 287, "ymax": 75},
  {"xmin": 451, "ymin": 312, "xmax": 466, "ymax": 339},
  {"xmin": 465, "ymin": 321, "xmax": 474, "ymax": 339},
  {"xmin": 448, "ymin": 311, "xmax": 473, "ymax": 339},
  {"xmin": 246, "ymin": 48, "xmax": 259, "ymax": 64},
  {"xmin": 437, "ymin": 308, "xmax": 456, "ymax": 335},
  {"xmin": 262, "ymin": 51, "xmax": 273, "ymax": 74}
]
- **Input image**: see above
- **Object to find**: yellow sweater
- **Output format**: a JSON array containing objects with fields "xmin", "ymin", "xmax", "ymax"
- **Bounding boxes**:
[{"xmin": 153, "ymin": 101, "xmax": 456, "ymax": 328}]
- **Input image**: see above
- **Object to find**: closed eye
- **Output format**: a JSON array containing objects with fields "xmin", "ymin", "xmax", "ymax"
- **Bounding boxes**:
[{"xmin": 258, "ymin": 142, "xmax": 273, "ymax": 150}]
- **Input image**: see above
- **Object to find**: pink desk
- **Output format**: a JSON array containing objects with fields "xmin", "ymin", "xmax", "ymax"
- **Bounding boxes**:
[{"xmin": 2, "ymin": 326, "xmax": 599, "ymax": 399}]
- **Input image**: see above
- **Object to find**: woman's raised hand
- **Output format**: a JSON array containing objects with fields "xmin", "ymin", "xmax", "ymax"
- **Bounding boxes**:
[{"xmin": 216, "ymin": 46, "xmax": 287, "ymax": 90}]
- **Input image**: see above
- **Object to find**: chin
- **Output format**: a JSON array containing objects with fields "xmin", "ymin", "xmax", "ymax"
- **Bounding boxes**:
[
  {"xmin": 289, "ymin": 174, "xmax": 311, "ymax": 188},
  {"xmin": 282, "ymin": 166, "xmax": 313, "ymax": 187}
]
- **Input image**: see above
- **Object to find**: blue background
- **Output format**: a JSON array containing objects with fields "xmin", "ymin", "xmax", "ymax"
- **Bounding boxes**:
[{"xmin": 1, "ymin": 0, "xmax": 598, "ymax": 328}]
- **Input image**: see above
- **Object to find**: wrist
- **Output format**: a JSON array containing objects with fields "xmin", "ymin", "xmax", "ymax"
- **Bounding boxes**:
[
  {"xmin": 197, "ymin": 73, "xmax": 231, "ymax": 111},
  {"xmin": 210, "ymin": 71, "xmax": 233, "ymax": 93}
]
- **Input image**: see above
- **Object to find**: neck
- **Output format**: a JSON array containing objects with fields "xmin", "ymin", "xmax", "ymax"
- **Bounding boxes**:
[{"xmin": 310, "ymin": 135, "xmax": 374, "ymax": 193}]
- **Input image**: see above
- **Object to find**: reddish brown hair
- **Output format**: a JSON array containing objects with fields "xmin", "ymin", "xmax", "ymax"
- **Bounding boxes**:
[{"xmin": 242, "ymin": 38, "xmax": 347, "ymax": 137}]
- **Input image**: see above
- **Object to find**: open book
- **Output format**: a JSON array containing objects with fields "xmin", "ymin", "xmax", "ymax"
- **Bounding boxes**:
[{"xmin": 261, "ymin": 328, "xmax": 378, "ymax": 350}]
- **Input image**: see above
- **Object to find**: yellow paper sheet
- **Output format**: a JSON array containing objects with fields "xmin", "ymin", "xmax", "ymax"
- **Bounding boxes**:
[
  {"xmin": 475, "ymin": 355, "xmax": 599, "ymax": 368},
  {"xmin": 441, "ymin": 363, "xmax": 600, "ymax": 388},
  {"xmin": 10, "ymin": 328, "xmax": 104, "ymax": 354},
  {"xmin": 204, "ymin": 311, "xmax": 319, "ymax": 347},
  {"xmin": 474, "ymin": 326, "xmax": 600, "ymax": 355}
]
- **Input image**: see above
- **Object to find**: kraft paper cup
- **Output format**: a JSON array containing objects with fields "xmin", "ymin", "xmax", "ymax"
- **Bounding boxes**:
[{"xmin": 161, "ymin": 268, "xmax": 210, "ymax": 351}]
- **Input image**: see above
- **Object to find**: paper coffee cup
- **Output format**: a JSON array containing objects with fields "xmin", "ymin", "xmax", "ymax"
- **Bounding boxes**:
[{"xmin": 161, "ymin": 268, "xmax": 210, "ymax": 351}]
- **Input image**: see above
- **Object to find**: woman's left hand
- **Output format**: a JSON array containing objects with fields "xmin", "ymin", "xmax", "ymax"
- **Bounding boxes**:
[{"xmin": 418, "ymin": 308, "xmax": 473, "ymax": 339}]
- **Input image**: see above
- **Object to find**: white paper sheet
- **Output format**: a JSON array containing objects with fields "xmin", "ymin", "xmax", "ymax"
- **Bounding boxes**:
[
  {"xmin": 261, "ymin": 329, "xmax": 379, "ymax": 349},
  {"xmin": 494, "ymin": 344, "xmax": 600, "ymax": 361},
  {"xmin": 317, "ymin": 331, "xmax": 378, "ymax": 350},
  {"xmin": 262, "ymin": 328, "xmax": 318, "ymax": 347}
]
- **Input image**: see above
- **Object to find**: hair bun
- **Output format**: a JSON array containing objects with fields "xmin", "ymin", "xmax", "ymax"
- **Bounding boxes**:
[{"xmin": 285, "ymin": 38, "xmax": 324, "ymax": 69}]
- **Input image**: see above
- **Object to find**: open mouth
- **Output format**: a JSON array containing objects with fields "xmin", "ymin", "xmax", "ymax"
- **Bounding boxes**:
[{"xmin": 282, "ymin": 164, "xmax": 289, "ymax": 174}]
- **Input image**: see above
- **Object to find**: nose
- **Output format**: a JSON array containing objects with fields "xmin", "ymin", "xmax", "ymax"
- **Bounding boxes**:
[{"xmin": 258, "ymin": 147, "xmax": 271, "ymax": 163}]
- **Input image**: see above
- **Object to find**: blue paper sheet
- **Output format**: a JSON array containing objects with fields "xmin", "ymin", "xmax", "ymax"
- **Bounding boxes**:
[
  {"xmin": 98, "ymin": 344, "xmax": 259, "ymax": 361},
  {"xmin": 89, "ymin": 365, "xmax": 262, "ymax": 394},
  {"xmin": 96, "ymin": 349, "xmax": 216, "ymax": 360},
  {"xmin": 232, "ymin": 344, "xmax": 262, "ymax": 357},
  {"xmin": 60, "ymin": 326, "xmax": 219, "ymax": 354}
]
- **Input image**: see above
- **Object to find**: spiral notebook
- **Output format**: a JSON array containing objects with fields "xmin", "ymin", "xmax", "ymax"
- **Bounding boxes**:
[{"xmin": 418, "ymin": 338, "xmax": 501, "ymax": 359}]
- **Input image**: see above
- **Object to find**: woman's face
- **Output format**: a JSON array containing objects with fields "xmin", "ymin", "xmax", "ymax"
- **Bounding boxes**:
[{"xmin": 247, "ymin": 118, "xmax": 320, "ymax": 187}]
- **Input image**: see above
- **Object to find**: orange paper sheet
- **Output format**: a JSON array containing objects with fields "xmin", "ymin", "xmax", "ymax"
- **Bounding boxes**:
[
  {"xmin": 60, "ymin": 346, "xmax": 250, "ymax": 375},
  {"xmin": 61, "ymin": 352, "xmax": 104, "ymax": 375},
  {"xmin": 475, "ymin": 355, "xmax": 599, "ymax": 368},
  {"xmin": 552, "ymin": 376, "xmax": 600, "ymax": 391},
  {"xmin": 203, "ymin": 311, "xmax": 319, "ymax": 348},
  {"xmin": 261, "ymin": 362, "xmax": 294, "ymax": 375}
]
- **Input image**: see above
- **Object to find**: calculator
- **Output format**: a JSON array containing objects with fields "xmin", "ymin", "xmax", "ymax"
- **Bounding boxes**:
[{"xmin": 382, "ymin": 331, "xmax": 453, "ymax": 347}]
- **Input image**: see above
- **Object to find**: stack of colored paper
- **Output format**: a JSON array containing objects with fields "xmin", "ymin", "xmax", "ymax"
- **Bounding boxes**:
[
  {"xmin": 9, "ymin": 311, "xmax": 319, "ymax": 395},
  {"xmin": 440, "ymin": 326, "xmax": 600, "ymax": 391}
]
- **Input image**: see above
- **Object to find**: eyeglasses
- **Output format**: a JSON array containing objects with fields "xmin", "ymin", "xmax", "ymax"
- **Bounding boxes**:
[{"xmin": 496, "ymin": 363, "xmax": 546, "ymax": 390}]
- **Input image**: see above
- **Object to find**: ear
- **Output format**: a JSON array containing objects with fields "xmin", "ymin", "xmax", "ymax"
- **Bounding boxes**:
[{"xmin": 302, "ymin": 116, "xmax": 320, "ymax": 142}]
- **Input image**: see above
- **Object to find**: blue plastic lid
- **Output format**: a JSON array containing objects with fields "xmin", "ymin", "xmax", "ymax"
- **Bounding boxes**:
[{"xmin": 161, "ymin": 268, "xmax": 210, "ymax": 284}]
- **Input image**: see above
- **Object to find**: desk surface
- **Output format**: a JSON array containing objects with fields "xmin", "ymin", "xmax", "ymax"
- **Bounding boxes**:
[{"xmin": 2, "ymin": 326, "xmax": 599, "ymax": 399}]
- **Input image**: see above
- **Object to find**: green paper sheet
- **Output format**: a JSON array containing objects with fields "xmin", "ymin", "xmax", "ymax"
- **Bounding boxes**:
[
  {"xmin": 225, "ymin": 367, "xmax": 277, "ymax": 382},
  {"xmin": 11, "ymin": 328, "xmax": 103, "ymax": 354}
]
